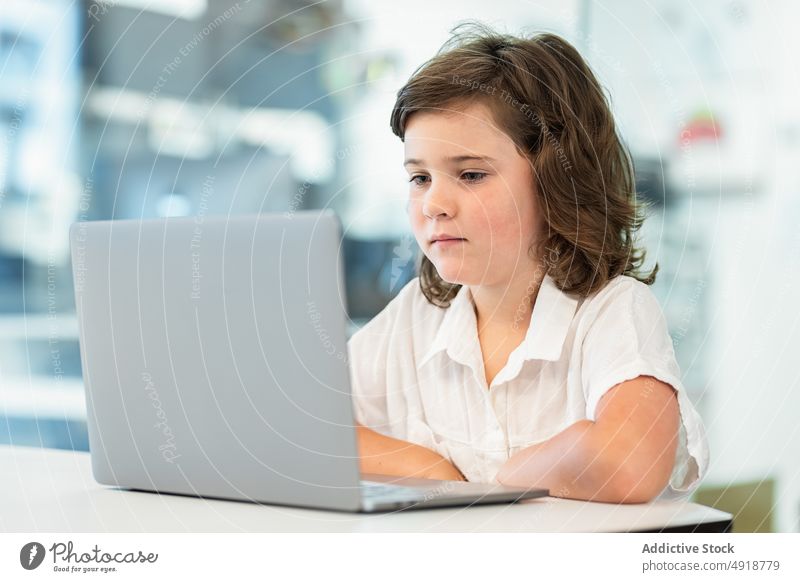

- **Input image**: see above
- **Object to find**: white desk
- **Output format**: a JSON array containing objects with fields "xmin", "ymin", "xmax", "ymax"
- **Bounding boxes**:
[{"xmin": 1, "ymin": 445, "xmax": 732, "ymax": 533}]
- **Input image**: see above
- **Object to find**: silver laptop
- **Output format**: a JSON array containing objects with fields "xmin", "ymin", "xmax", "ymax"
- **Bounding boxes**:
[{"xmin": 69, "ymin": 210, "xmax": 547, "ymax": 512}]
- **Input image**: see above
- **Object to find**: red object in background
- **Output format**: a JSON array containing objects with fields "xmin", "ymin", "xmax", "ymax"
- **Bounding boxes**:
[{"xmin": 680, "ymin": 111, "xmax": 723, "ymax": 145}]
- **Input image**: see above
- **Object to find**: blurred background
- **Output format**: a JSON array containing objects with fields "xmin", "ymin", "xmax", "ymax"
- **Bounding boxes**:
[{"xmin": 1, "ymin": 0, "xmax": 798, "ymax": 531}]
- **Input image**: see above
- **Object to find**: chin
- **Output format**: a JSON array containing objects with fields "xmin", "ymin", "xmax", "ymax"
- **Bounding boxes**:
[{"xmin": 432, "ymin": 262, "xmax": 479, "ymax": 286}]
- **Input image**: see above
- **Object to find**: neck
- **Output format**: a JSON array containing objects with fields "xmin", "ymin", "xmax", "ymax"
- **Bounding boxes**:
[{"xmin": 470, "ymin": 267, "xmax": 547, "ymax": 333}]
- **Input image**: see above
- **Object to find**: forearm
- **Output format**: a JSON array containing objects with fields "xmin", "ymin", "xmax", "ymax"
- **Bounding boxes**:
[
  {"xmin": 356, "ymin": 424, "xmax": 465, "ymax": 480},
  {"xmin": 494, "ymin": 420, "xmax": 642, "ymax": 503}
]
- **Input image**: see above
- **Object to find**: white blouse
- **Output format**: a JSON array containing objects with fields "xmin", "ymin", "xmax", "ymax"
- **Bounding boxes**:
[{"xmin": 347, "ymin": 273, "xmax": 710, "ymax": 500}]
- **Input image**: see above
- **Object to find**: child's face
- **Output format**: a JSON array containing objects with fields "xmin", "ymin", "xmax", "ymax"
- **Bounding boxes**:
[{"xmin": 404, "ymin": 102, "xmax": 544, "ymax": 288}]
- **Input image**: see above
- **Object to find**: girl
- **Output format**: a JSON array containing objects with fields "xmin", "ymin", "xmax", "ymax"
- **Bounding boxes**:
[{"xmin": 348, "ymin": 23, "xmax": 709, "ymax": 503}]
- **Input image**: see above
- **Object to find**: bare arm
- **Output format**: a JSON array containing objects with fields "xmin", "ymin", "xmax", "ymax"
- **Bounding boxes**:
[
  {"xmin": 495, "ymin": 375, "xmax": 679, "ymax": 503},
  {"xmin": 356, "ymin": 423, "xmax": 466, "ymax": 481}
]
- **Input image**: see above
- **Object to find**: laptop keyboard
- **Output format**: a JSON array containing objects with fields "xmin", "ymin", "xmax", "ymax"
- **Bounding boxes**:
[{"xmin": 360, "ymin": 480, "xmax": 426, "ymax": 499}]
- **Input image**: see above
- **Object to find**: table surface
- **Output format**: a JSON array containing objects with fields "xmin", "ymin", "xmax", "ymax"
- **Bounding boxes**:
[{"xmin": 1, "ymin": 445, "xmax": 732, "ymax": 533}]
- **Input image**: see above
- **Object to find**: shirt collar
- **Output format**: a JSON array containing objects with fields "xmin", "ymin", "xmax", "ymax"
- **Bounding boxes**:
[
  {"xmin": 515, "ymin": 273, "xmax": 580, "ymax": 362},
  {"xmin": 418, "ymin": 282, "xmax": 479, "ymax": 371},
  {"xmin": 418, "ymin": 273, "xmax": 580, "ymax": 372}
]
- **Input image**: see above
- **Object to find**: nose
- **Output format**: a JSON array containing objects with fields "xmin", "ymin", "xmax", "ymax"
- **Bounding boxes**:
[{"xmin": 422, "ymin": 175, "xmax": 457, "ymax": 220}]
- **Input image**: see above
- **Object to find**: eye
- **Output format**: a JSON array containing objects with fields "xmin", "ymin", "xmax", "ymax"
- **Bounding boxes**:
[
  {"xmin": 408, "ymin": 174, "xmax": 430, "ymax": 187},
  {"xmin": 461, "ymin": 171, "xmax": 487, "ymax": 183}
]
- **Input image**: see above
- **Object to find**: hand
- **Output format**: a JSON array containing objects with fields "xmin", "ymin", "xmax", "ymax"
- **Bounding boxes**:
[
  {"xmin": 356, "ymin": 423, "xmax": 467, "ymax": 481},
  {"xmin": 414, "ymin": 454, "xmax": 468, "ymax": 482}
]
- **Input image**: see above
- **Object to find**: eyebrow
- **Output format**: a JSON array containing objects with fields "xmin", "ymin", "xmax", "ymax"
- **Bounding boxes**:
[{"xmin": 403, "ymin": 155, "xmax": 497, "ymax": 167}]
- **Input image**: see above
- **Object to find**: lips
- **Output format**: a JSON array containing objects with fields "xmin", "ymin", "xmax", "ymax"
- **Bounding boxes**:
[
  {"xmin": 429, "ymin": 234, "xmax": 466, "ymax": 250},
  {"xmin": 430, "ymin": 234, "xmax": 466, "ymax": 243}
]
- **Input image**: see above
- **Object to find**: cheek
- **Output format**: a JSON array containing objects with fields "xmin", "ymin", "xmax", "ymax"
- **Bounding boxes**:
[
  {"xmin": 407, "ymin": 199, "xmax": 423, "ymax": 224},
  {"xmin": 482, "ymin": 200, "xmax": 537, "ymax": 250},
  {"xmin": 407, "ymin": 200, "xmax": 427, "ymax": 242}
]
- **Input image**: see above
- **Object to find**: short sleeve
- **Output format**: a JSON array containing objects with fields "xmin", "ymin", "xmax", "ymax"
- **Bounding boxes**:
[
  {"xmin": 346, "ymin": 278, "xmax": 419, "ymax": 437},
  {"xmin": 580, "ymin": 279, "xmax": 710, "ymax": 498},
  {"xmin": 347, "ymin": 315, "xmax": 391, "ymax": 432}
]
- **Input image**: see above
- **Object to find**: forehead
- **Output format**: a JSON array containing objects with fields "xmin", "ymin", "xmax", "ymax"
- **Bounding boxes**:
[{"xmin": 403, "ymin": 102, "xmax": 515, "ymax": 157}]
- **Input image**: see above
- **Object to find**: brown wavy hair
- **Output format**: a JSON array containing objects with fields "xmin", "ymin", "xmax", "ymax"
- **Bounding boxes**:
[{"xmin": 390, "ymin": 22, "xmax": 658, "ymax": 307}]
